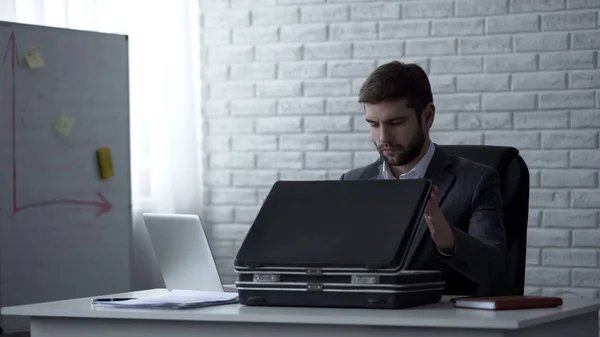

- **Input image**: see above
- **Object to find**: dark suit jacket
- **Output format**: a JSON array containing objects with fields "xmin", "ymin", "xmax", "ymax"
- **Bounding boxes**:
[{"xmin": 340, "ymin": 143, "xmax": 508, "ymax": 296}]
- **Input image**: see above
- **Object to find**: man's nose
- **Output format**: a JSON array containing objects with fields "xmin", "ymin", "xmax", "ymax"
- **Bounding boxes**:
[{"xmin": 379, "ymin": 125, "xmax": 392, "ymax": 143}]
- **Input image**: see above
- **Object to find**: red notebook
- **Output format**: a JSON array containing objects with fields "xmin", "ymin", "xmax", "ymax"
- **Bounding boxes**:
[{"xmin": 451, "ymin": 296, "xmax": 563, "ymax": 310}]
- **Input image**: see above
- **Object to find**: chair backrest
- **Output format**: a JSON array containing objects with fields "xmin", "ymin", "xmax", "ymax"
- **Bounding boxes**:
[{"xmin": 438, "ymin": 144, "xmax": 529, "ymax": 295}]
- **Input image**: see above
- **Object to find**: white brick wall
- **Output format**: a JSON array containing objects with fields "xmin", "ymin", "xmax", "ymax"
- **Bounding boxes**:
[{"xmin": 199, "ymin": 0, "xmax": 600, "ymax": 299}]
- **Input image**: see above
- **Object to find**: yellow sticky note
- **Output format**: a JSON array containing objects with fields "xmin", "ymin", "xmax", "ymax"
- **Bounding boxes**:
[
  {"xmin": 97, "ymin": 147, "xmax": 114, "ymax": 180},
  {"xmin": 53, "ymin": 113, "xmax": 76, "ymax": 136},
  {"xmin": 24, "ymin": 48, "xmax": 45, "ymax": 69}
]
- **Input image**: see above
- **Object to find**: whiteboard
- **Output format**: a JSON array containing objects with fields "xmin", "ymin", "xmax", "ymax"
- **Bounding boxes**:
[{"xmin": 0, "ymin": 21, "xmax": 131, "ymax": 331}]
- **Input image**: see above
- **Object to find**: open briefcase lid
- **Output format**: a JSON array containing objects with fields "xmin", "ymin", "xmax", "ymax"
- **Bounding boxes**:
[{"xmin": 234, "ymin": 179, "xmax": 432, "ymax": 272}]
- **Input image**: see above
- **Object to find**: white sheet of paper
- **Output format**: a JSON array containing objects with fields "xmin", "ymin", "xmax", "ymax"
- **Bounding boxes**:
[{"xmin": 93, "ymin": 289, "xmax": 238, "ymax": 309}]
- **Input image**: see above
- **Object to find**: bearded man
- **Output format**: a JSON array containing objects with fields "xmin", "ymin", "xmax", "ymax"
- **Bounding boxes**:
[{"xmin": 340, "ymin": 61, "xmax": 508, "ymax": 297}]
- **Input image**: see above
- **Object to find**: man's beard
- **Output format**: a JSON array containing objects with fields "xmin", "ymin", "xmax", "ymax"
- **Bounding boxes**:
[{"xmin": 375, "ymin": 128, "xmax": 426, "ymax": 167}]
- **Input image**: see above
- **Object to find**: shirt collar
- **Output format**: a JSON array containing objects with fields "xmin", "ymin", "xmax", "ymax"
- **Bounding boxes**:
[{"xmin": 381, "ymin": 142, "xmax": 435, "ymax": 180}]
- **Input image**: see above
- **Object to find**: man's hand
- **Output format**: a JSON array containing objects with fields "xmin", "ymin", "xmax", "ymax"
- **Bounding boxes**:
[{"xmin": 424, "ymin": 185, "xmax": 456, "ymax": 255}]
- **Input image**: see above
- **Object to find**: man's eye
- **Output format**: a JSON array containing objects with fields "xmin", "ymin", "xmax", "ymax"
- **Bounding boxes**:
[{"xmin": 369, "ymin": 123, "xmax": 379, "ymax": 128}]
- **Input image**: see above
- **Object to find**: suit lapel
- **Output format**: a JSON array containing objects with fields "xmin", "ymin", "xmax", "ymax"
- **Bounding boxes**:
[
  {"xmin": 424, "ymin": 144, "xmax": 455, "ymax": 206},
  {"xmin": 411, "ymin": 144, "xmax": 457, "ymax": 251},
  {"xmin": 359, "ymin": 158, "xmax": 384, "ymax": 180}
]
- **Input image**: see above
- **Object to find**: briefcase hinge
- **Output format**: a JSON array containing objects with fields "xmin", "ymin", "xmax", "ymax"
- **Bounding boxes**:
[
  {"xmin": 253, "ymin": 274, "xmax": 280, "ymax": 282},
  {"xmin": 306, "ymin": 283, "xmax": 323, "ymax": 291},
  {"xmin": 306, "ymin": 269, "xmax": 322, "ymax": 275}
]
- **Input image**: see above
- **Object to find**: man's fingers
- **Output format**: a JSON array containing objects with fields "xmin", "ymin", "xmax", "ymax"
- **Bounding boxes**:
[
  {"xmin": 429, "ymin": 190, "xmax": 436, "ymax": 200},
  {"xmin": 424, "ymin": 200, "xmax": 433, "ymax": 214},
  {"xmin": 424, "ymin": 214, "xmax": 435, "ymax": 235},
  {"xmin": 424, "ymin": 214, "xmax": 434, "ymax": 227},
  {"xmin": 431, "ymin": 186, "xmax": 439, "ymax": 199}
]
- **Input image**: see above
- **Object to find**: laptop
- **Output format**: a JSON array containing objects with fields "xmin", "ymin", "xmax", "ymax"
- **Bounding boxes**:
[{"xmin": 142, "ymin": 213, "xmax": 236, "ymax": 293}]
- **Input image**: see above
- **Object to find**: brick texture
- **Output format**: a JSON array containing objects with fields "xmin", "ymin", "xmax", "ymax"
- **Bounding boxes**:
[{"xmin": 199, "ymin": 0, "xmax": 600, "ymax": 301}]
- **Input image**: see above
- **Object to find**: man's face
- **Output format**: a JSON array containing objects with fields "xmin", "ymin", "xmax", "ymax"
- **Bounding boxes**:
[{"xmin": 365, "ymin": 99, "xmax": 429, "ymax": 167}]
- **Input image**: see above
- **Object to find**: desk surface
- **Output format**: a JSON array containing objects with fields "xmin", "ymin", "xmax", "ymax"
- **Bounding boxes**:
[{"xmin": 2, "ymin": 289, "xmax": 600, "ymax": 330}]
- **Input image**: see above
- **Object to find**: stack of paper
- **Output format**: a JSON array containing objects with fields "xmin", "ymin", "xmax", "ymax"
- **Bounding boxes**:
[{"xmin": 92, "ymin": 290, "xmax": 239, "ymax": 309}]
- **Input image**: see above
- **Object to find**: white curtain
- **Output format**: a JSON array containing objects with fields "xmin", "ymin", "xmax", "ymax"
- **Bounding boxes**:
[{"xmin": 0, "ymin": 0, "xmax": 204, "ymax": 290}]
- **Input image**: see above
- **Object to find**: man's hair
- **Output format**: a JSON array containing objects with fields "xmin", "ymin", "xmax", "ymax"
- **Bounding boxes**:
[{"xmin": 358, "ymin": 61, "xmax": 433, "ymax": 113}]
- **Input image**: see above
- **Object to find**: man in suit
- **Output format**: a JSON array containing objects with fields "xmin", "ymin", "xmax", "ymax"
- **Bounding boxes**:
[{"xmin": 340, "ymin": 61, "xmax": 508, "ymax": 296}]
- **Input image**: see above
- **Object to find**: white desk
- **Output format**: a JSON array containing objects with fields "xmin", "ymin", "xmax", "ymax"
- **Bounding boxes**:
[{"xmin": 2, "ymin": 288, "xmax": 599, "ymax": 337}]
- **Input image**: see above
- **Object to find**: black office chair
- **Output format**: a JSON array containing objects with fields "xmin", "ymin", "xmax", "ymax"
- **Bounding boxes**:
[{"xmin": 438, "ymin": 144, "xmax": 529, "ymax": 296}]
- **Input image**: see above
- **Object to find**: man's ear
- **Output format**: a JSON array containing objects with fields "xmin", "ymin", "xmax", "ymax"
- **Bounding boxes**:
[{"xmin": 422, "ymin": 103, "xmax": 435, "ymax": 127}]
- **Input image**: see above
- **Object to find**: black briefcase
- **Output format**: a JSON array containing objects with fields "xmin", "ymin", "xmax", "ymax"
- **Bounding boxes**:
[{"xmin": 233, "ymin": 179, "xmax": 445, "ymax": 309}]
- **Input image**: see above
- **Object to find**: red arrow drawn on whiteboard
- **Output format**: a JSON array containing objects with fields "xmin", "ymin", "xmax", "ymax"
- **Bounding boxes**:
[
  {"xmin": 2, "ymin": 31, "xmax": 112, "ymax": 216},
  {"xmin": 2, "ymin": 31, "xmax": 19, "ymax": 214},
  {"xmin": 16, "ymin": 192, "xmax": 113, "ymax": 216}
]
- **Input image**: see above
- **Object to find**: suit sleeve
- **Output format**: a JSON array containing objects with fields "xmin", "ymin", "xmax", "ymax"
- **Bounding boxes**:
[{"xmin": 433, "ymin": 168, "xmax": 508, "ymax": 295}]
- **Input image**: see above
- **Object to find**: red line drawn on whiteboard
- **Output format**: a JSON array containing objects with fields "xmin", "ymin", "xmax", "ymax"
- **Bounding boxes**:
[
  {"xmin": 3, "ymin": 31, "xmax": 19, "ymax": 214},
  {"xmin": 16, "ymin": 192, "xmax": 113, "ymax": 216},
  {"xmin": 2, "ymin": 31, "xmax": 112, "ymax": 216}
]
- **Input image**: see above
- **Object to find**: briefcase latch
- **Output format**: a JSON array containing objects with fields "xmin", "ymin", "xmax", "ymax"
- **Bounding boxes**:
[
  {"xmin": 351, "ymin": 275, "xmax": 379, "ymax": 284},
  {"xmin": 253, "ymin": 274, "xmax": 280, "ymax": 283},
  {"xmin": 306, "ymin": 283, "xmax": 323, "ymax": 291}
]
